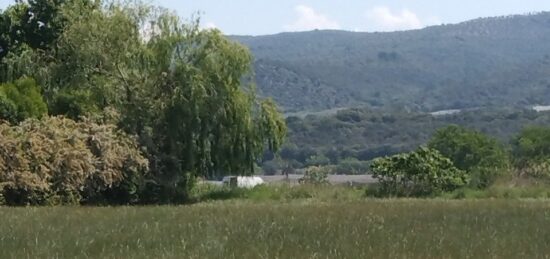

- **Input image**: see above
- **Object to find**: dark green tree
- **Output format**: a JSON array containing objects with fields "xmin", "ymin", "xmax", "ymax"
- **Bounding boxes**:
[
  {"xmin": 428, "ymin": 125, "xmax": 510, "ymax": 188},
  {"xmin": 0, "ymin": 77, "xmax": 47, "ymax": 123}
]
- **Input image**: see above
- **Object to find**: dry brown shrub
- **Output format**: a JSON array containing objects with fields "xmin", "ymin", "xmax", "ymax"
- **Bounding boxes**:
[{"xmin": 0, "ymin": 116, "xmax": 148, "ymax": 205}]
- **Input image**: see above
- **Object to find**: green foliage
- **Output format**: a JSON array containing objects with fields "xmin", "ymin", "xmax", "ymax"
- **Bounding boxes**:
[
  {"xmin": 371, "ymin": 147, "xmax": 470, "ymax": 197},
  {"xmin": 281, "ymin": 107, "xmax": 550, "ymax": 172},
  {"xmin": 0, "ymin": 116, "xmax": 148, "ymax": 205},
  {"xmin": 4, "ymin": 201, "xmax": 550, "ymax": 258},
  {"xmin": 0, "ymin": 1, "xmax": 287, "ymax": 204},
  {"xmin": 0, "ymin": 9, "xmax": 10, "ymax": 61},
  {"xmin": 149, "ymin": 27, "xmax": 286, "ymax": 184},
  {"xmin": 334, "ymin": 158, "xmax": 371, "ymax": 175},
  {"xmin": 513, "ymin": 126, "xmax": 550, "ymax": 160},
  {"xmin": 0, "ymin": 0, "xmax": 67, "ymax": 54},
  {"xmin": 50, "ymin": 88, "xmax": 99, "ymax": 120},
  {"xmin": 441, "ymin": 181, "xmax": 550, "ymax": 199},
  {"xmin": 191, "ymin": 183, "xmax": 363, "ymax": 202},
  {"xmin": 0, "ymin": 93, "xmax": 18, "ymax": 123},
  {"xmin": 300, "ymin": 166, "xmax": 329, "ymax": 185},
  {"xmin": 428, "ymin": 125, "xmax": 510, "ymax": 188},
  {"xmin": 0, "ymin": 77, "xmax": 47, "ymax": 123},
  {"xmin": 261, "ymin": 159, "xmax": 281, "ymax": 175},
  {"xmin": 305, "ymin": 154, "xmax": 331, "ymax": 166},
  {"xmin": 0, "ymin": 0, "xmax": 77, "ymax": 82},
  {"xmin": 513, "ymin": 126, "xmax": 550, "ymax": 179}
]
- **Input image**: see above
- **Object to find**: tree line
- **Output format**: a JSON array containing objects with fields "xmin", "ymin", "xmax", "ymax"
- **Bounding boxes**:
[
  {"xmin": 371, "ymin": 125, "xmax": 550, "ymax": 197},
  {"xmin": 263, "ymin": 107, "xmax": 550, "ymax": 175},
  {"xmin": 0, "ymin": 0, "xmax": 286, "ymax": 205}
]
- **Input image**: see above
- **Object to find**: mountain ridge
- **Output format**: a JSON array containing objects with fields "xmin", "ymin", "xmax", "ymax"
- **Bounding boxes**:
[{"xmin": 231, "ymin": 12, "xmax": 550, "ymax": 113}]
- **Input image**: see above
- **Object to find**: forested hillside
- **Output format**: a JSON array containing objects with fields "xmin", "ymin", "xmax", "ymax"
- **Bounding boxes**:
[
  {"xmin": 272, "ymin": 107, "xmax": 550, "ymax": 171},
  {"xmin": 233, "ymin": 13, "xmax": 550, "ymax": 112}
]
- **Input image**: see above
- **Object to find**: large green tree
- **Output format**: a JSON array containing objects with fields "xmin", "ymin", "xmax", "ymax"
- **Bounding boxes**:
[
  {"xmin": 1, "ymin": 0, "xmax": 286, "ymax": 202},
  {"xmin": 428, "ymin": 125, "xmax": 510, "ymax": 187},
  {"xmin": 0, "ymin": 0, "xmax": 75, "ymax": 81}
]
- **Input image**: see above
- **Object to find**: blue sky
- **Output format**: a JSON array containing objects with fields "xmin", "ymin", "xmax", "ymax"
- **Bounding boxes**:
[{"xmin": 3, "ymin": 0, "xmax": 550, "ymax": 35}]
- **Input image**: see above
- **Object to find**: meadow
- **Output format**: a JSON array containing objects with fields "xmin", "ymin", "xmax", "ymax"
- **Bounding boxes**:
[{"xmin": 2, "ymin": 196, "xmax": 550, "ymax": 258}]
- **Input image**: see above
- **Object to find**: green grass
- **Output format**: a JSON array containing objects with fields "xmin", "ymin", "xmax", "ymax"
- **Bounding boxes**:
[
  {"xmin": 190, "ymin": 184, "xmax": 366, "ymax": 202},
  {"xmin": 2, "ymin": 199, "xmax": 550, "ymax": 258}
]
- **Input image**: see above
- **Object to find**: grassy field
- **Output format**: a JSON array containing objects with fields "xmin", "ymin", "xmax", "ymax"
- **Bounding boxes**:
[{"xmin": 2, "ymin": 199, "xmax": 550, "ymax": 258}]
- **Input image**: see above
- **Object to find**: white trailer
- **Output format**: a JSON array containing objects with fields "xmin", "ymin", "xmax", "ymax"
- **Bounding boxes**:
[{"xmin": 222, "ymin": 176, "xmax": 264, "ymax": 188}]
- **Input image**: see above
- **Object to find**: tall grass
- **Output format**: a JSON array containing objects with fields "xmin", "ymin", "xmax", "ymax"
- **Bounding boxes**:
[
  {"xmin": 190, "ymin": 184, "xmax": 365, "ymax": 202},
  {"xmin": 1, "ymin": 200, "xmax": 550, "ymax": 258}
]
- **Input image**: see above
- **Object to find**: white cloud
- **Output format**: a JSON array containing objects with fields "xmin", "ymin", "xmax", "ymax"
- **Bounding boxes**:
[
  {"xmin": 285, "ymin": 5, "xmax": 340, "ymax": 31},
  {"xmin": 200, "ymin": 21, "xmax": 218, "ymax": 31},
  {"xmin": 366, "ymin": 6, "xmax": 439, "ymax": 32}
]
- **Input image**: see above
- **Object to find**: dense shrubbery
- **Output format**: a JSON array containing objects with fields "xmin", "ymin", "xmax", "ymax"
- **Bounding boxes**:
[
  {"xmin": 428, "ymin": 125, "xmax": 510, "ymax": 187},
  {"xmin": 371, "ymin": 147, "xmax": 470, "ymax": 197},
  {"xmin": 368, "ymin": 124, "xmax": 550, "ymax": 197},
  {"xmin": 513, "ymin": 127, "xmax": 550, "ymax": 179},
  {"xmin": 0, "ymin": 77, "xmax": 47, "ymax": 123},
  {"xmin": 299, "ymin": 166, "xmax": 329, "ymax": 185},
  {"xmin": 0, "ymin": 116, "xmax": 148, "ymax": 205}
]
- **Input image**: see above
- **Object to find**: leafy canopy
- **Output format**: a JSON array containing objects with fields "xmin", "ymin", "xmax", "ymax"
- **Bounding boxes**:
[
  {"xmin": 512, "ymin": 126, "xmax": 550, "ymax": 179},
  {"xmin": 371, "ymin": 147, "xmax": 470, "ymax": 197},
  {"xmin": 0, "ymin": 77, "xmax": 47, "ymax": 123},
  {"xmin": 428, "ymin": 125, "xmax": 510, "ymax": 187}
]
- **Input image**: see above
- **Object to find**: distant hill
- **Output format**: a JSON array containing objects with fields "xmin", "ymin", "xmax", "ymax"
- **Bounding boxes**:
[
  {"xmin": 232, "ymin": 12, "xmax": 550, "ymax": 113},
  {"xmin": 279, "ymin": 107, "xmax": 550, "ymax": 165}
]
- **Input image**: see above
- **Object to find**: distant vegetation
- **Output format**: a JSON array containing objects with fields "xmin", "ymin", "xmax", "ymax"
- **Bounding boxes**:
[
  {"xmin": 274, "ymin": 107, "xmax": 550, "ymax": 171},
  {"xmin": 233, "ymin": 13, "xmax": 550, "ymax": 112},
  {"xmin": 262, "ymin": 107, "xmax": 550, "ymax": 197}
]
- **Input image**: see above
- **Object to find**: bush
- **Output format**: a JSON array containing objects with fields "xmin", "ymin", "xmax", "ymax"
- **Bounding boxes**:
[
  {"xmin": 300, "ymin": 166, "xmax": 329, "ymax": 185},
  {"xmin": 51, "ymin": 89, "xmax": 99, "ymax": 120},
  {"xmin": 428, "ymin": 125, "xmax": 510, "ymax": 188},
  {"xmin": 371, "ymin": 147, "xmax": 470, "ymax": 197},
  {"xmin": 513, "ymin": 126, "xmax": 550, "ymax": 179},
  {"xmin": 515, "ymin": 160, "xmax": 550, "ymax": 179},
  {"xmin": 0, "ymin": 94, "xmax": 18, "ymax": 123},
  {"xmin": 0, "ymin": 116, "xmax": 148, "ymax": 205},
  {"xmin": 0, "ymin": 77, "xmax": 48, "ymax": 123}
]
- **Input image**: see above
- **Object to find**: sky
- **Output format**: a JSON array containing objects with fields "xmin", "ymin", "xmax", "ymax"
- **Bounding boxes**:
[{"xmin": 2, "ymin": 0, "xmax": 550, "ymax": 35}]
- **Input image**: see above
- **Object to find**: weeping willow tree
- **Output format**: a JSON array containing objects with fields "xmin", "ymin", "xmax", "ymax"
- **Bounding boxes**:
[
  {"xmin": 1, "ymin": 0, "xmax": 286, "ymax": 202},
  {"xmin": 140, "ymin": 13, "xmax": 286, "ymax": 201}
]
